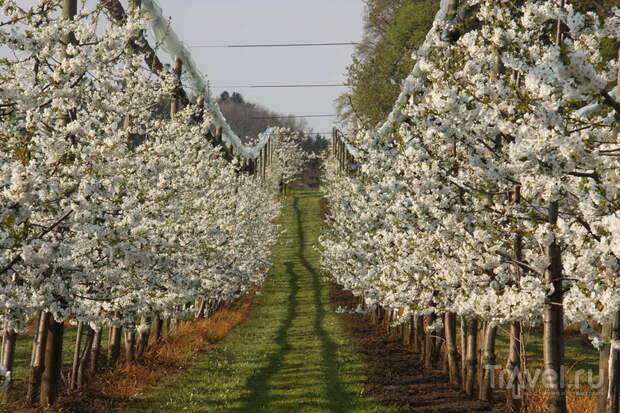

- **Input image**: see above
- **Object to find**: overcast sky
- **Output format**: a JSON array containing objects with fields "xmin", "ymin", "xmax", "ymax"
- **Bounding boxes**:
[
  {"xmin": 6, "ymin": 1, "xmax": 365, "ymax": 136},
  {"xmin": 158, "ymin": 0, "xmax": 365, "ymax": 136}
]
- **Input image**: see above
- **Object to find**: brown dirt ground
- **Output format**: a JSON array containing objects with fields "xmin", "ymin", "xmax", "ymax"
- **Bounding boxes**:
[{"xmin": 329, "ymin": 284, "xmax": 503, "ymax": 413}]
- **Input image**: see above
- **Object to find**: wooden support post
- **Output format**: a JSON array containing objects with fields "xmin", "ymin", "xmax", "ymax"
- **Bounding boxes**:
[{"xmin": 170, "ymin": 57, "xmax": 183, "ymax": 117}]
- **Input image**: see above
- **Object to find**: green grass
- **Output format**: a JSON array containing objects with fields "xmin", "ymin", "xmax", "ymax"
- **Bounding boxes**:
[
  {"xmin": 494, "ymin": 326, "xmax": 600, "ymax": 382},
  {"xmin": 128, "ymin": 189, "xmax": 394, "ymax": 413}
]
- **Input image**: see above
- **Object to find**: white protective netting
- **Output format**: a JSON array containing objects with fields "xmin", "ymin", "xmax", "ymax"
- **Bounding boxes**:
[
  {"xmin": 143, "ymin": 0, "xmax": 617, "ymax": 155},
  {"xmin": 141, "ymin": 0, "xmax": 273, "ymax": 159}
]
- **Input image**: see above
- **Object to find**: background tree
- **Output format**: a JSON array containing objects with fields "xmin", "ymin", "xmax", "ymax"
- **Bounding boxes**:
[{"xmin": 337, "ymin": 0, "xmax": 439, "ymax": 128}]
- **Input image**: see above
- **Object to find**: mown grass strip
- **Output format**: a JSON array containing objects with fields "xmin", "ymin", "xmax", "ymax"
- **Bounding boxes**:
[{"xmin": 128, "ymin": 189, "xmax": 393, "ymax": 413}]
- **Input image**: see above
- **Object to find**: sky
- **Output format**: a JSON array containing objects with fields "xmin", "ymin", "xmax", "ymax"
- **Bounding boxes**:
[
  {"xmin": 164, "ymin": 0, "xmax": 365, "ymax": 136},
  {"xmin": 7, "ymin": 0, "xmax": 366, "ymax": 137}
]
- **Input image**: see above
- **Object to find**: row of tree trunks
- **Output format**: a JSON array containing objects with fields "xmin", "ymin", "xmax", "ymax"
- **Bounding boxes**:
[
  {"xmin": 369, "ymin": 306, "xmax": 507, "ymax": 407},
  {"xmin": 19, "ymin": 299, "xmax": 216, "ymax": 407}
]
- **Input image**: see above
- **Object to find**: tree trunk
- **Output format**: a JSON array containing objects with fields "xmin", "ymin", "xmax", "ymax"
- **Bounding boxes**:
[
  {"xmin": 543, "ymin": 201, "xmax": 566, "ymax": 413},
  {"xmin": 27, "ymin": 312, "xmax": 50, "ymax": 406},
  {"xmin": 445, "ymin": 312, "xmax": 459, "ymax": 386},
  {"xmin": 124, "ymin": 330, "xmax": 136, "ymax": 364},
  {"xmin": 600, "ymin": 295, "xmax": 614, "ymax": 413},
  {"xmin": 107, "ymin": 312, "xmax": 122, "ymax": 366},
  {"xmin": 606, "ymin": 311, "xmax": 620, "ymax": 413},
  {"xmin": 70, "ymin": 322, "xmax": 84, "ymax": 390},
  {"xmin": 413, "ymin": 314, "xmax": 424, "ymax": 353},
  {"xmin": 152, "ymin": 313, "xmax": 163, "ymax": 341},
  {"xmin": 1, "ymin": 329, "xmax": 17, "ymax": 374},
  {"xmin": 403, "ymin": 317, "xmax": 411, "ymax": 346},
  {"xmin": 40, "ymin": 319, "xmax": 64, "ymax": 406},
  {"xmin": 461, "ymin": 317, "xmax": 468, "ymax": 388},
  {"xmin": 77, "ymin": 328, "xmax": 95, "ymax": 389},
  {"xmin": 479, "ymin": 324, "xmax": 498, "ymax": 401},
  {"xmin": 506, "ymin": 322, "xmax": 522, "ymax": 412},
  {"xmin": 424, "ymin": 313, "xmax": 436, "ymax": 370},
  {"xmin": 136, "ymin": 317, "xmax": 151, "ymax": 360},
  {"xmin": 89, "ymin": 327, "xmax": 102, "ymax": 374},
  {"xmin": 385, "ymin": 309, "xmax": 392, "ymax": 335},
  {"xmin": 195, "ymin": 300, "xmax": 207, "ymax": 319},
  {"xmin": 465, "ymin": 318, "xmax": 478, "ymax": 396},
  {"xmin": 108, "ymin": 325, "xmax": 122, "ymax": 365},
  {"xmin": 477, "ymin": 322, "xmax": 486, "ymax": 391}
]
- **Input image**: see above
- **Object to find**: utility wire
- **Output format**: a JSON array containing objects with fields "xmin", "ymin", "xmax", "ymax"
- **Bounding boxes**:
[
  {"xmin": 190, "ymin": 42, "xmax": 359, "ymax": 48},
  {"xmin": 251, "ymin": 114, "xmax": 337, "ymax": 119},
  {"xmin": 212, "ymin": 84, "xmax": 349, "ymax": 89}
]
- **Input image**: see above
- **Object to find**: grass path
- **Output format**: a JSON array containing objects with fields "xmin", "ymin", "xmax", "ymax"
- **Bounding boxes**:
[{"xmin": 129, "ymin": 189, "xmax": 393, "ymax": 413}]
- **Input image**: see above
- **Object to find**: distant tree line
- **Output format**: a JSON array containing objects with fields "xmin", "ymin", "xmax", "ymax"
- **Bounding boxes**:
[{"xmin": 219, "ymin": 91, "xmax": 328, "ymax": 187}]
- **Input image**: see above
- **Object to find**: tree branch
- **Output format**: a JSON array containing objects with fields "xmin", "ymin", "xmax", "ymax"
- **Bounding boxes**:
[{"xmin": 0, "ymin": 209, "xmax": 74, "ymax": 276}]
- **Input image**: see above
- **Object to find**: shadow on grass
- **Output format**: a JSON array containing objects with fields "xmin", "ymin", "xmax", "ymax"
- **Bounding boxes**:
[
  {"xmin": 234, "ymin": 195, "xmax": 351, "ymax": 413},
  {"xmin": 232, "ymin": 260, "xmax": 299, "ymax": 412},
  {"xmin": 293, "ymin": 197, "xmax": 352, "ymax": 413}
]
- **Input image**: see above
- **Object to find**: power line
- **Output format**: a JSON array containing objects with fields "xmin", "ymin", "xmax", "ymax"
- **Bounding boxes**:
[
  {"xmin": 250, "ymin": 114, "xmax": 338, "ymax": 119},
  {"xmin": 190, "ymin": 42, "xmax": 359, "ymax": 49},
  {"xmin": 213, "ymin": 84, "xmax": 349, "ymax": 89}
]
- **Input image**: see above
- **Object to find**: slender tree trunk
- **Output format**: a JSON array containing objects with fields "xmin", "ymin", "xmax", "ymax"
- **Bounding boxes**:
[
  {"xmin": 413, "ymin": 314, "xmax": 424, "ymax": 353},
  {"xmin": 606, "ymin": 311, "xmax": 620, "ymax": 413},
  {"xmin": 477, "ymin": 322, "xmax": 486, "ymax": 391},
  {"xmin": 461, "ymin": 317, "xmax": 468, "ymax": 387},
  {"xmin": 195, "ymin": 300, "xmax": 207, "ymax": 319},
  {"xmin": 1, "ymin": 328, "xmax": 17, "ymax": 390},
  {"xmin": 479, "ymin": 324, "xmax": 498, "ymax": 401},
  {"xmin": 543, "ymin": 201, "xmax": 566, "ymax": 413},
  {"xmin": 543, "ymin": 11, "xmax": 567, "ymax": 413},
  {"xmin": 507, "ymin": 185, "xmax": 524, "ymax": 411},
  {"xmin": 70, "ymin": 322, "xmax": 84, "ymax": 390},
  {"xmin": 124, "ymin": 330, "xmax": 136, "ymax": 364},
  {"xmin": 77, "ymin": 328, "xmax": 95, "ymax": 389},
  {"xmin": 424, "ymin": 313, "xmax": 436, "ymax": 370},
  {"xmin": 40, "ymin": 319, "xmax": 64, "ymax": 406},
  {"xmin": 152, "ymin": 313, "xmax": 163, "ymax": 341},
  {"xmin": 445, "ymin": 312, "xmax": 459, "ymax": 386},
  {"xmin": 385, "ymin": 309, "xmax": 392, "ymax": 335},
  {"xmin": 506, "ymin": 322, "xmax": 523, "ymax": 412},
  {"xmin": 465, "ymin": 318, "xmax": 478, "ymax": 396},
  {"xmin": 89, "ymin": 327, "xmax": 102, "ymax": 374},
  {"xmin": 403, "ymin": 316, "xmax": 411, "ymax": 347},
  {"xmin": 136, "ymin": 317, "xmax": 151, "ymax": 360},
  {"xmin": 1, "ymin": 329, "xmax": 17, "ymax": 373},
  {"xmin": 107, "ymin": 324, "xmax": 122, "ymax": 366},
  {"xmin": 27, "ymin": 312, "xmax": 50, "ymax": 406}
]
